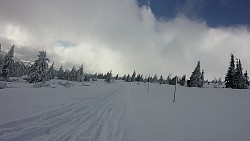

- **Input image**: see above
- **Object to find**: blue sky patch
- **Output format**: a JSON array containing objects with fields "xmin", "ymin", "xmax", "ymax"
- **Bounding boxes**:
[{"xmin": 137, "ymin": 0, "xmax": 250, "ymax": 27}]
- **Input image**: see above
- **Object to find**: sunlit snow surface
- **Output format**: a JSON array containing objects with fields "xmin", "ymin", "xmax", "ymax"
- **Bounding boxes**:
[{"xmin": 0, "ymin": 78, "xmax": 250, "ymax": 141}]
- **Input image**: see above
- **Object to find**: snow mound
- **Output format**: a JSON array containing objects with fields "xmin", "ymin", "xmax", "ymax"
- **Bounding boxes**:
[{"xmin": 33, "ymin": 82, "xmax": 51, "ymax": 88}]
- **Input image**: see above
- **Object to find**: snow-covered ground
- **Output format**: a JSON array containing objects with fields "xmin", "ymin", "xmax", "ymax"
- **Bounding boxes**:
[{"xmin": 0, "ymin": 79, "xmax": 250, "ymax": 141}]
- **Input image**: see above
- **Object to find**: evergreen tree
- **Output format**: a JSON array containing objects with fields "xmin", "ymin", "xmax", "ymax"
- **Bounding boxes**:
[
  {"xmin": 28, "ymin": 51, "xmax": 49, "ymax": 83},
  {"xmin": 76, "ymin": 64, "xmax": 84, "ymax": 82},
  {"xmin": 63, "ymin": 69, "xmax": 70, "ymax": 80},
  {"xmin": 105, "ymin": 70, "xmax": 112, "ymax": 83},
  {"xmin": 169, "ymin": 76, "xmax": 177, "ymax": 85},
  {"xmin": 153, "ymin": 74, "xmax": 158, "ymax": 83},
  {"xmin": 47, "ymin": 62, "xmax": 55, "ymax": 80},
  {"xmin": 159, "ymin": 75, "xmax": 164, "ymax": 84},
  {"xmin": 235, "ymin": 59, "xmax": 244, "ymax": 89},
  {"xmin": 2, "ymin": 45, "xmax": 14, "ymax": 79},
  {"xmin": 200, "ymin": 70, "xmax": 204, "ymax": 87},
  {"xmin": 122, "ymin": 74, "xmax": 126, "ymax": 81},
  {"xmin": 135, "ymin": 74, "xmax": 140, "ymax": 81},
  {"xmin": 69, "ymin": 66, "xmax": 77, "ymax": 81},
  {"xmin": 0, "ymin": 56, "xmax": 3, "ymax": 75},
  {"xmin": 189, "ymin": 61, "xmax": 203, "ymax": 87},
  {"xmin": 140, "ymin": 74, "xmax": 144, "ymax": 82},
  {"xmin": 179, "ymin": 75, "xmax": 186, "ymax": 86},
  {"xmin": 243, "ymin": 70, "xmax": 249, "ymax": 87},
  {"xmin": 57, "ymin": 66, "xmax": 64, "ymax": 79},
  {"xmin": 126, "ymin": 74, "xmax": 131, "ymax": 82},
  {"xmin": 166, "ymin": 74, "xmax": 172, "ymax": 84},
  {"xmin": 115, "ymin": 74, "xmax": 119, "ymax": 80},
  {"xmin": 131, "ymin": 70, "xmax": 136, "ymax": 82},
  {"xmin": 225, "ymin": 54, "xmax": 236, "ymax": 88},
  {"xmin": 84, "ymin": 74, "xmax": 90, "ymax": 81}
]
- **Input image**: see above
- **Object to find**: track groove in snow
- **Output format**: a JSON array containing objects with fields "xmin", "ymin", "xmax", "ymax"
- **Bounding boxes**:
[{"xmin": 0, "ymin": 86, "xmax": 125, "ymax": 141}]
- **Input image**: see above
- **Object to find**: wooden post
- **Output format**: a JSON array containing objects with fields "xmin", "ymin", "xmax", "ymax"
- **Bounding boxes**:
[
  {"xmin": 173, "ymin": 76, "xmax": 177, "ymax": 103},
  {"xmin": 147, "ymin": 75, "xmax": 150, "ymax": 92}
]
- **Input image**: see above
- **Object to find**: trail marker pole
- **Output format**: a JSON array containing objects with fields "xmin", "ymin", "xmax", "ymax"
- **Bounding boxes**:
[
  {"xmin": 173, "ymin": 76, "xmax": 177, "ymax": 103},
  {"xmin": 147, "ymin": 75, "xmax": 150, "ymax": 92}
]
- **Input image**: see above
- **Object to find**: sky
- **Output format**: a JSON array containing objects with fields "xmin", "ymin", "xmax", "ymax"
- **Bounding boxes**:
[{"xmin": 0, "ymin": 0, "xmax": 250, "ymax": 80}]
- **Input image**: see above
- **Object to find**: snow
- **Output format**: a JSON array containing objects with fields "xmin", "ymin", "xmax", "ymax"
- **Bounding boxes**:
[
  {"xmin": 0, "ymin": 81, "xmax": 6, "ymax": 89},
  {"xmin": 0, "ymin": 79, "xmax": 250, "ymax": 141}
]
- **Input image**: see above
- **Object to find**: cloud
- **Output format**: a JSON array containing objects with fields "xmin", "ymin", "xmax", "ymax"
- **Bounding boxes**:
[{"xmin": 0, "ymin": 0, "xmax": 249, "ymax": 80}]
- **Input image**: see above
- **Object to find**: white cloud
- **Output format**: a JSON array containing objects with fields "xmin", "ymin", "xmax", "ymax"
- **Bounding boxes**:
[{"xmin": 0, "ymin": 0, "xmax": 249, "ymax": 80}]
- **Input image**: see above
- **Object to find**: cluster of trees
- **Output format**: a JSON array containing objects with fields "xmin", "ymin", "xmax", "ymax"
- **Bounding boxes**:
[
  {"xmin": 112, "ymin": 70, "xmax": 187, "ymax": 86},
  {"xmin": 57, "ymin": 65, "xmax": 84, "ymax": 82},
  {"xmin": 225, "ymin": 54, "xmax": 249, "ymax": 89},
  {"xmin": 28, "ymin": 51, "xmax": 84, "ymax": 83},
  {"xmin": 0, "ymin": 44, "xmax": 84, "ymax": 83},
  {"xmin": 0, "ymin": 45, "xmax": 31, "ymax": 80}
]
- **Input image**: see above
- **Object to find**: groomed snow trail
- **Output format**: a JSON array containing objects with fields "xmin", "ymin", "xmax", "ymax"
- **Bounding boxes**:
[{"xmin": 0, "ymin": 85, "xmax": 125, "ymax": 141}]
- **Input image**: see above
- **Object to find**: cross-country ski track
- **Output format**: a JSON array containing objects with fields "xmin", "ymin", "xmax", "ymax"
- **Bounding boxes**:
[{"xmin": 0, "ymin": 85, "xmax": 126, "ymax": 141}]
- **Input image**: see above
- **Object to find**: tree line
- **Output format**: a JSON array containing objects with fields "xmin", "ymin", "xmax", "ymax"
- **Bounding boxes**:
[{"xmin": 0, "ymin": 44, "xmax": 249, "ymax": 89}]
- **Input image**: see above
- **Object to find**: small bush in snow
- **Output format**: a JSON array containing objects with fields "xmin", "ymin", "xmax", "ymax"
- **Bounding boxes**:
[
  {"xmin": 82, "ymin": 83, "xmax": 90, "ymax": 86},
  {"xmin": 0, "ymin": 81, "xmax": 7, "ymax": 89},
  {"xmin": 58, "ymin": 82, "xmax": 74, "ymax": 88},
  {"xmin": 33, "ymin": 82, "xmax": 51, "ymax": 88}
]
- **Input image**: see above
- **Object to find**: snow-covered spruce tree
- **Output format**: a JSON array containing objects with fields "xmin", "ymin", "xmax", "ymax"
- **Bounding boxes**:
[
  {"xmin": 76, "ymin": 64, "xmax": 84, "ymax": 82},
  {"xmin": 234, "ymin": 59, "xmax": 248, "ymax": 89},
  {"xmin": 84, "ymin": 74, "xmax": 90, "ymax": 81},
  {"xmin": 57, "ymin": 66, "xmax": 64, "ymax": 79},
  {"xmin": 135, "ymin": 74, "xmax": 140, "ymax": 81},
  {"xmin": 115, "ymin": 74, "xmax": 119, "ymax": 80},
  {"xmin": 235, "ymin": 59, "xmax": 242, "ymax": 89},
  {"xmin": 166, "ymin": 74, "xmax": 172, "ymax": 84},
  {"xmin": 189, "ymin": 61, "xmax": 203, "ymax": 87},
  {"xmin": 169, "ymin": 76, "xmax": 177, "ymax": 85},
  {"xmin": 63, "ymin": 69, "xmax": 70, "ymax": 80},
  {"xmin": 153, "ymin": 74, "xmax": 158, "ymax": 83},
  {"xmin": 201, "ymin": 70, "xmax": 204, "ymax": 87},
  {"xmin": 69, "ymin": 66, "xmax": 77, "ymax": 81},
  {"xmin": 105, "ymin": 70, "xmax": 112, "ymax": 83},
  {"xmin": 122, "ymin": 74, "xmax": 126, "ymax": 81},
  {"xmin": 1, "ymin": 45, "xmax": 14, "ymax": 79},
  {"xmin": 225, "ymin": 54, "xmax": 236, "ymax": 88},
  {"xmin": 126, "ymin": 74, "xmax": 131, "ymax": 82},
  {"xmin": 131, "ymin": 70, "xmax": 136, "ymax": 82},
  {"xmin": 28, "ymin": 51, "xmax": 50, "ymax": 83},
  {"xmin": 47, "ymin": 62, "xmax": 55, "ymax": 80},
  {"xmin": 0, "ymin": 56, "xmax": 4, "ymax": 76},
  {"xmin": 140, "ymin": 74, "xmax": 144, "ymax": 82},
  {"xmin": 179, "ymin": 75, "xmax": 186, "ymax": 86},
  {"xmin": 159, "ymin": 75, "xmax": 164, "ymax": 84},
  {"xmin": 243, "ymin": 70, "xmax": 249, "ymax": 87},
  {"xmin": 92, "ymin": 73, "xmax": 97, "ymax": 81}
]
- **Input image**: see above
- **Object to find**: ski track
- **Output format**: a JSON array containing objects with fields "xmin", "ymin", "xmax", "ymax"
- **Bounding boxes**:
[{"xmin": 0, "ymin": 86, "xmax": 125, "ymax": 141}]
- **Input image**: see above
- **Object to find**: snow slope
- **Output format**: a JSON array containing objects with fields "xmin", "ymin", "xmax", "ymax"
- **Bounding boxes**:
[{"xmin": 0, "ymin": 79, "xmax": 250, "ymax": 141}]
